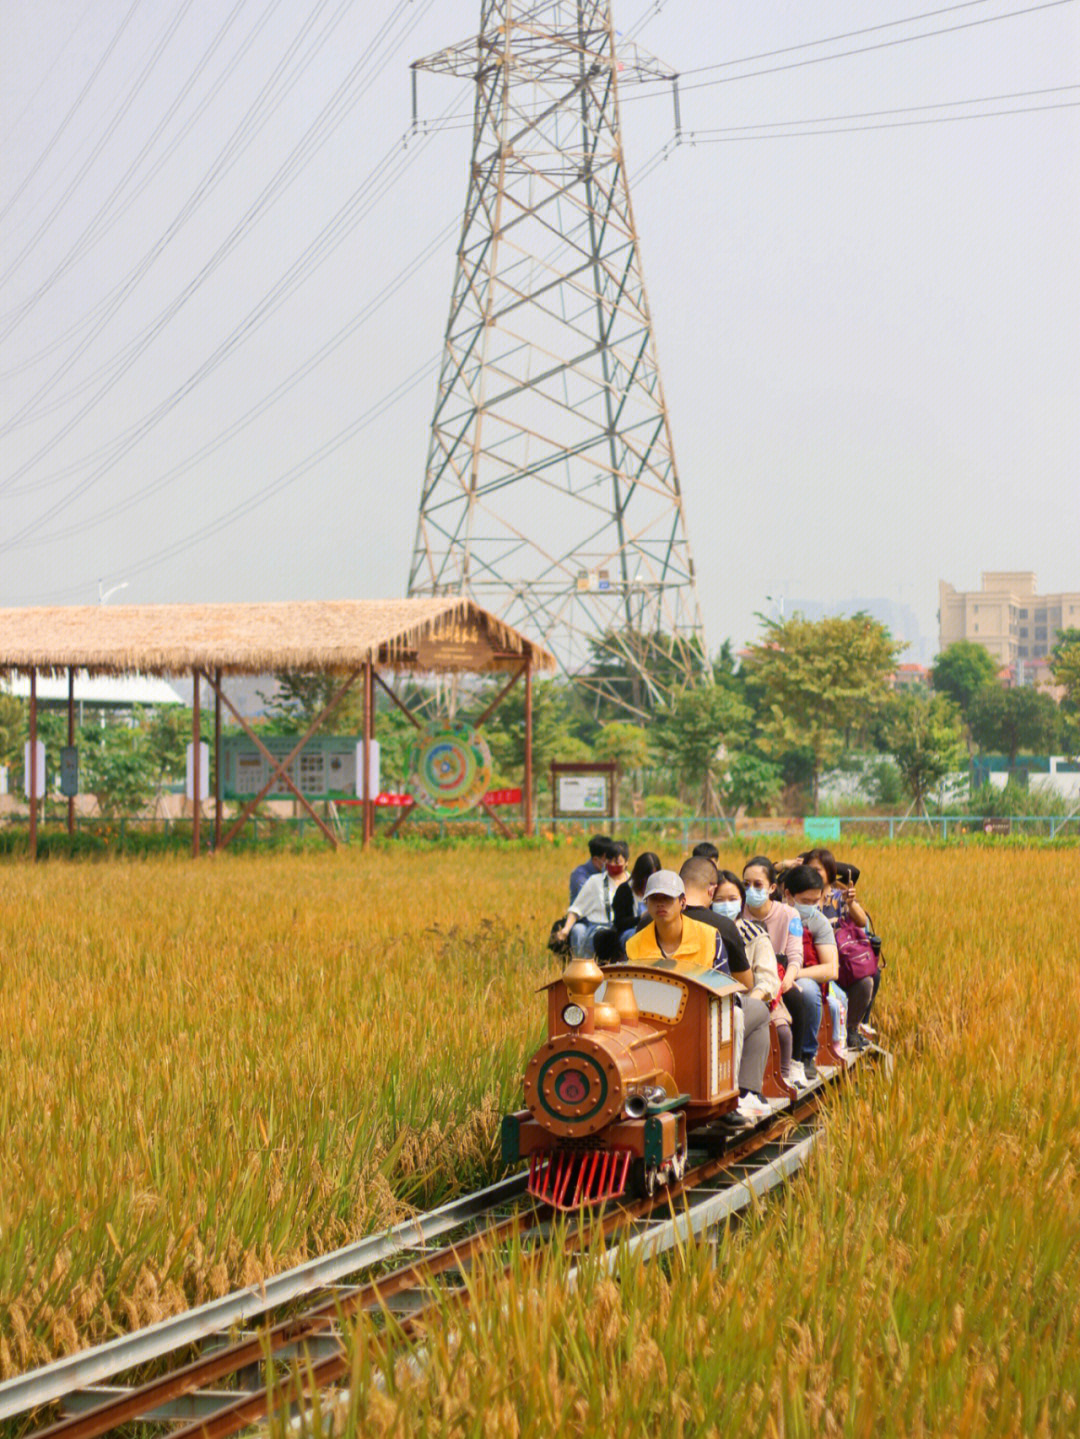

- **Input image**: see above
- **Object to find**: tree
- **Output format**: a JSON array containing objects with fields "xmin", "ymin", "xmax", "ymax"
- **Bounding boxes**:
[
  {"xmin": 885, "ymin": 693, "xmax": 967, "ymax": 811},
  {"xmin": 1050, "ymin": 630, "xmax": 1080, "ymax": 717},
  {"xmin": 80, "ymin": 724, "xmax": 159, "ymax": 817},
  {"xmin": 930, "ymin": 640, "xmax": 998, "ymax": 714},
  {"xmin": 258, "ymin": 673, "xmax": 364, "ymax": 733},
  {"xmin": 718, "ymin": 752, "xmax": 783, "ymax": 815},
  {"xmin": 968, "ymin": 685, "xmax": 1061, "ymax": 766},
  {"xmin": 0, "ymin": 694, "xmax": 24, "ymax": 770},
  {"xmin": 742, "ymin": 612, "xmax": 903, "ymax": 811},
  {"xmin": 652, "ymin": 686, "xmax": 752, "ymax": 813}
]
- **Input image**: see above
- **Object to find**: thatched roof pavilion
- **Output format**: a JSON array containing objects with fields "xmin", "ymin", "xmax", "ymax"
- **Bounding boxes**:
[
  {"xmin": 1, "ymin": 598, "xmax": 553, "ymax": 857},
  {"xmin": 0, "ymin": 598, "xmax": 554, "ymax": 678}
]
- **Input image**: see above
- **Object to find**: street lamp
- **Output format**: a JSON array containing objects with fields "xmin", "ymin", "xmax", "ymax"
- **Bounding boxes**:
[{"xmin": 98, "ymin": 580, "xmax": 129, "ymax": 605}]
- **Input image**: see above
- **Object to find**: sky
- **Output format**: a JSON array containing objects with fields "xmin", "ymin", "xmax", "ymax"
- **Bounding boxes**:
[{"xmin": 1, "ymin": 0, "xmax": 1078, "ymax": 661}]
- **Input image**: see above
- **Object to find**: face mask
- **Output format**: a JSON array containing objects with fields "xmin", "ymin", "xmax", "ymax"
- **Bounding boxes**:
[
  {"xmin": 712, "ymin": 899, "xmax": 741, "ymax": 920},
  {"xmin": 605, "ymin": 862, "xmax": 624, "ymax": 878},
  {"xmin": 795, "ymin": 901, "xmax": 818, "ymax": 920},
  {"xmin": 745, "ymin": 885, "xmax": 769, "ymax": 908}
]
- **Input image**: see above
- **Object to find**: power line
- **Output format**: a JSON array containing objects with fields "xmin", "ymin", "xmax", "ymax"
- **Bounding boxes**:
[
  {"xmin": 682, "ymin": 98, "xmax": 1079, "ymax": 140},
  {"xmin": 0, "ymin": 0, "xmax": 198, "ymax": 290},
  {"xmin": 663, "ymin": 1, "xmax": 1079, "ymax": 98},
  {"xmin": 0, "ymin": 0, "xmax": 143, "ymax": 227},
  {"xmin": 12, "ymin": 138, "xmax": 672, "ymax": 603},
  {"xmin": 0, "ymin": 0, "xmax": 435, "ymax": 455},
  {"xmin": 677, "ymin": 0, "xmax": 1004, "ymax": 77},
  {"xmin": 0, "ymin": 83, "xmax": 467, "ymax": 541},
  {"xmin": 686, "ymin": 84, "xmax": 1080, "ymax": 133}
]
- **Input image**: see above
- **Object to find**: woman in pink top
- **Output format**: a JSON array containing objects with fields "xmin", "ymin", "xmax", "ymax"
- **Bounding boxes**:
[{"xmin": 742, "ymin": 856, "xmax": 813, "ymax": 1089}]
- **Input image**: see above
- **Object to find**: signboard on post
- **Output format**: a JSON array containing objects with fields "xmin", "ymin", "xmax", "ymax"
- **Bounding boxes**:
[
  {"xmin": 59, "ymin": 746, "xmax": 79, "ymax": 799},
  {"xmin": 550, "ymin": 761, "xmax": 618, "ymax": 822},
  {"xmin": 803, "ymin": 817, "xmax": 842, "ymax": 841}
]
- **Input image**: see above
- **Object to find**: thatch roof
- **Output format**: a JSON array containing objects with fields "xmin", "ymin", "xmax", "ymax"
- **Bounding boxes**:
[{"xmin": 0, "ymin": 598, "xmax": 556, "ymax": 677}]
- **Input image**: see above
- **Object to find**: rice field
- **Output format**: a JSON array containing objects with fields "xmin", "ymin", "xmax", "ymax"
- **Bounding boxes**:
[{"xmin": 2, "ymin": 840, "xmax": 1079, "ymax": 1435}]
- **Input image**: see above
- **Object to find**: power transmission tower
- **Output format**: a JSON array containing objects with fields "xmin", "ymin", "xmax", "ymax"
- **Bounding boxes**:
[{"xmin": 407, "ymin": 1, "xmax": 705, "ymax": 715}]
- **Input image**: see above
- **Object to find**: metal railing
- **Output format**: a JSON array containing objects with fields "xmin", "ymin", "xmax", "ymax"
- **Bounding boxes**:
[{"xmin": 0, "ymin": 810, "xmax": 1077, "ymax": 851}]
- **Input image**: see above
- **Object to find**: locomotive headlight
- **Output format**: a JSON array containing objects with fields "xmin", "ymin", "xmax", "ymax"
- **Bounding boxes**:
[{"xmin": 561, "ymin": 1002, "xmax": 586, "ymax": 1028}]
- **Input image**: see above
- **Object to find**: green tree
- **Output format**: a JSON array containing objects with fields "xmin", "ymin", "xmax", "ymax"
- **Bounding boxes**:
[
  {"xmin": 718, "ymin": 751, "xmax": 783, "ymax": 815},
  {"xmin": 885, "ymin": 693, "xmax": 967, "ymax": 811},
  {"xmin": 742, "ymin": 612, "xmax": 903, "ymax": 811},
  {"xmin": 1050, "ymin": 630, "xmax": 1080, "ymax": 715},
  {"xmin": 968, "ymin": 685, "xmax": 1061, "ymax": 766},
  {"xmin": 0, "ymin": 693, "xmax": 24, "ymax": 770},
  {"xmin": 930, "ymin": 640, "xmax": 998, "ymax": 714},
  {"xmin": 146, "ymin": 707, "xmax": 188, "ymax": 786},
  {"xmin": 259, "ymin": 673, "xmax": 364, "ymax": 733},
  {"xmin": 80, "ymin": 724, "xmax": 159, "ymax": 817},
  {"xmin": 653, "ymin": 686, "xmax": 752, "ymax": 813}
]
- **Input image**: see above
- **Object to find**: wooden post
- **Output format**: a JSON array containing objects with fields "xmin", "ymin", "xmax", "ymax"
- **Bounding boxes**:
[
  {"xmin": 213, "ymin": 668, "xmax": 222, "ymax": 851},
  {"xmin": 29, "ymin": 668, "xmax": 38, "ymax": 861},
  {"xmin": 524, "ymin": 660, "xmax": 534, "ymax": 836},
  {"xmin": 192, "ymin": 669, "xmax": 201, "ymax": 859},
  {"xmin": 67, "ymin": 667, "xmax": 75, "ymax": 836},
  {"xmin": 362, "ymin": 661, "xmax": 373, "ymax": 848}
]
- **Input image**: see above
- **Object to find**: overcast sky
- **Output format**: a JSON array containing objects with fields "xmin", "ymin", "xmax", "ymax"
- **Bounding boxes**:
[{"xmin": 2, "ymin": 0, "xmax": 1077, "ymax": 660}]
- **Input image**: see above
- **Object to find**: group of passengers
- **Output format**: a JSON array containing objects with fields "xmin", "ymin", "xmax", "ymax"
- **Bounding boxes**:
[{"xmin": 556, "ymin": 834, "xmax": 881, "ymax": 1124}]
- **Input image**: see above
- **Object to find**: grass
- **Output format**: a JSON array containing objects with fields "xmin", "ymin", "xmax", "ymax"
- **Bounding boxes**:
[{"xmin": 2, "ymin": 842, "xmax": 1079, "ymax": 1434}]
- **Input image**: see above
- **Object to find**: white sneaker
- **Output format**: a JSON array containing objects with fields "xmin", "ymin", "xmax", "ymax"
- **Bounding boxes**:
[
  {"xmin": 738, "ymin": 1093, "xmax": 770, "ymax": 1120},
  {"xmin": 787, "ymin": 1060, "xmax": 807, "ymax": 1088}
]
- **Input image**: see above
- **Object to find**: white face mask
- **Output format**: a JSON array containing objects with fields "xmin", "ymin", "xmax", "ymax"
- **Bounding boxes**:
[
  {"xmin": 745, "ymin": 885, "xmax": 769, "ymax": 908},
  {"xmin": 712, "ymin": 899, "xmax": 741, "ymax": 920},
  {"xmin": 795, "ymin": 901, "xmax": 818, "ymax": 920}
]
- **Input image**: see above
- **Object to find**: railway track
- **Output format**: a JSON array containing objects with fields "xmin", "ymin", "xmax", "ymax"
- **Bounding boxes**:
[{"xmin": 2, "ymin": 1047, "xmax": 889, "ymax": 1438}]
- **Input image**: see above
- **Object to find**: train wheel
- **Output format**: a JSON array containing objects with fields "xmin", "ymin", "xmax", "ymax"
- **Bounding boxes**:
[{"xmin": 631, "ymin": 1159, "xmax": 659, "ymax": 1199}]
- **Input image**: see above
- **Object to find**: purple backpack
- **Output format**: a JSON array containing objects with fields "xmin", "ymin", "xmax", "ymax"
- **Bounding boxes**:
[{"xmin": 835, "ymin": 916, "xmax": 879, "ymax": 985}]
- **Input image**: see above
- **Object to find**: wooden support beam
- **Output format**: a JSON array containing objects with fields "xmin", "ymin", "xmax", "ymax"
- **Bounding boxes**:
[
  {"xmin": 67, "ymin": 667, "xmax": 75, "ymax": 837},
  {"xmin": 192, "ymin": 669, "xmax": 201, "ymax": 859},
  {"xmin": 474, "ymin": 663, "xmax": 524, "ymax": 728},
  {"xmin": 29, "ymin": 668, "xmax": 38, "ymax": 861},
  {"xmin": 213, "ymin": 668, "xmax": 222, "ymax": 851},
  {"xmin": 373, "ymin": 671, "xmax": 423, "ymax": 729},
  {"xmin": 212, "ymin": 670, "xmax": 360, "ymax": 851},
  {"xmin": 524, "ymin": 661, "xmax": 534, "ymax": 837},
  {"xmin": 362, "ymin": 662, "xmax": 373, "ymax": 849}
]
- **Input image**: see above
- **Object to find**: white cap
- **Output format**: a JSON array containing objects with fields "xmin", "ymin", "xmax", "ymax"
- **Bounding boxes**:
[{"xmin": 643, "ymin": 870, "xmax": 685, "ymax": 900}]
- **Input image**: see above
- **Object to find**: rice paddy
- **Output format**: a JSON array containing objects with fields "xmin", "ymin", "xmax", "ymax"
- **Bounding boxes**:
[{"xmin": 2, "ymin": 840, "xmax": 1078, "ymax": 1435}]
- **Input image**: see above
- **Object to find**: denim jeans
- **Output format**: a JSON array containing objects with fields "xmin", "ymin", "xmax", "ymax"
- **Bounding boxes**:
[
  {"xmin": 569, "ymin": 920, "xmax": 602, "ymax": 957},
  {"xmin": 795, "ymin": 977, "xmax": 823, "ymax": 1059}
]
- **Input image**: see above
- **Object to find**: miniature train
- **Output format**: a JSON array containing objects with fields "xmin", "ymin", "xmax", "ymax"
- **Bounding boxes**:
[{"xmin": 501, "ymin": 954, "xmax": 849, "ymax": 1210}]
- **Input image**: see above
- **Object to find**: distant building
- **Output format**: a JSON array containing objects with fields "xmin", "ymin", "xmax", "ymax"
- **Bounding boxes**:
[
  {"xmin": 890, "ymin": 663, "xmax": 931, "ymax": 691},
  {"xmin": 938, "ymin": 573, "xmax": 1080, "ymax": 677}
]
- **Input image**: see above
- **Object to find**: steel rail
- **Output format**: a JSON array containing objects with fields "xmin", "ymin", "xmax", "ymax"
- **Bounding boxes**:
[
  {"xmin": 18, "ymin": 1048, "xmax": 888, "ymax": 1437},
  {"xmin": 0, "ymin": 1171, "xmax": 528, "ymax": 1423},
  {"xmin": 164, "ymin": 1086, "xmax": 853, "ymax": 1439}
]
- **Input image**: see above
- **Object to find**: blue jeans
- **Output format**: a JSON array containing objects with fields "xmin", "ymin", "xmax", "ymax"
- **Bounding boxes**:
[
  {"xmin": 795, "ymin": 977, "xmax": 823, "ymax": 1059},
  {"xmin": 570, "ymin": 920, "xmax": 602, "ymax": 957}
]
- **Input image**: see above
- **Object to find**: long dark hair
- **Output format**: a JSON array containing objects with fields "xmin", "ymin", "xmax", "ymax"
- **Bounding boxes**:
[{"xmin": 629, "ymin": 851, "xmax": 662, "ymax": 895}]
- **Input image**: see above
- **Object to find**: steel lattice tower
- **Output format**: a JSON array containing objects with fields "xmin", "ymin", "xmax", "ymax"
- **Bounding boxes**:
[{"xmin": 408, "ymin": 1, "xmax": 705, "ymax": 712}]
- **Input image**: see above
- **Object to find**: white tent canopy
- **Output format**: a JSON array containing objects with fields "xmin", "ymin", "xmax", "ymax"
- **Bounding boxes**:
[{"xmin": 2, "ymin": 672, "xmax": 184, "ymax": 707}]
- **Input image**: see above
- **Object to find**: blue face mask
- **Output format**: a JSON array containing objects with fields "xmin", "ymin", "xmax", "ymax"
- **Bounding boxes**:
[
  {"xmin": 745, "ymin": 885, "xmax": 769, "ymax": 908},
  {"xmin": 712, "ymin": 899, "xmax": 741, "ymax": 920},
  {"xmin": 795, "ymin": 901, "xmax": 818, "ymax": 921}
]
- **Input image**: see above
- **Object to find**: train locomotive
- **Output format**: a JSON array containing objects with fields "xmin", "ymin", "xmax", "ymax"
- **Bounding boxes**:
[{"xmin": 502, "ymin": 954, "xmax": 749, "ymax": 1209}]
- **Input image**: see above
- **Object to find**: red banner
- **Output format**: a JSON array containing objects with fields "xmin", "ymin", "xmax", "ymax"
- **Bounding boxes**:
[
  {"xmin": 374, "ymin": 793, "xmax": 415, "ymax": 808},
  {"xmin": 483, "ymin": 788, "xmax": 523, "ymax": 807}
]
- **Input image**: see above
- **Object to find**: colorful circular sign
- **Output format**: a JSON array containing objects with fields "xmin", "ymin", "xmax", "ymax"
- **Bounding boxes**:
[{"xmin": 408, "ymin": 721, "xmax": 492, "ymax": 817}]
